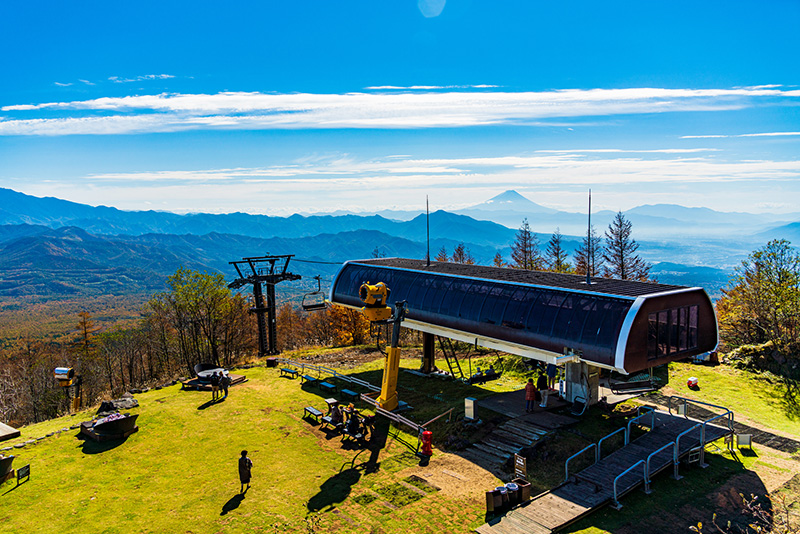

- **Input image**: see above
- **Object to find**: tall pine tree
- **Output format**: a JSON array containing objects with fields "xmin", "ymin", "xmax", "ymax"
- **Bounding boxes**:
[
  {"xmin": 510, "ymin": 218, "xmax": 543, "ymax": 270},
  {"xmin": 602, "ymin": 212, "xmax": 651, "ymax": 280},
  {"xmin": 545, "ymin": 228, "xmax": 572, "ymax": 273},
  {"xmin": 574, "ymin": 224, "xmax": 604, "ymax": 277}
]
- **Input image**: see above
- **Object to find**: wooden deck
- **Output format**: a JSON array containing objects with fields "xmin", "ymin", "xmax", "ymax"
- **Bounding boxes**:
[
  {"xmin": 458, "ymin": 410, "xmax": 577, "ymax": 478},
  {"xmin": 476, "ymin": 411, "xmax": 733, "ymax": 534}
]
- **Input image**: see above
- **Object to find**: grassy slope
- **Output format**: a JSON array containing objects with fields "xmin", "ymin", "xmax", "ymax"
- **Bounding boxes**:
[
  {"xmin": 0, "ymin": 362, "xmax": 495, "ymax": 534},
  {"xmin": 658, "ymin": 362, "xmax": 800, "ymax": 436},
  {"xmin": 2, "ymin": 356, "xmax": 798, "ymax": 533}
]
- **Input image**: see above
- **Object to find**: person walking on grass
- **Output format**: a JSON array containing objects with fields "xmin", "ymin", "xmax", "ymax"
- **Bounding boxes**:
[
  {"xmin": 239, "ymin": 450, "xmax": 253, "ymax": 493},
  {"xmin": 210, "ymin": 371, "xmax": 220, "ymax": 401},
  {"xmin": 221, "ymin": 372, "xmax": 230, "ymax": 399},
  {"xmin": 524, "ymin": 378, "xmax": 537, "ymax": 413}
]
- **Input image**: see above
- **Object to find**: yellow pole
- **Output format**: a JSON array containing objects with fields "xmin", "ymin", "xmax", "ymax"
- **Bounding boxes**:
[{"xmin": 378, "ymin": 346, "xmax": 401, "ymax": 411}]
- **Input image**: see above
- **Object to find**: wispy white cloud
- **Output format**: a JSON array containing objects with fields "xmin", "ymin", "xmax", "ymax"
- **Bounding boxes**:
[
  {"xmin": 78, "ymin": 79, "xmax": 95, "ymax": 86},
  {"xmin": 109, "ymin": 74, "xmax": 175, "ymax": 83},
  {"xmin": 18, "ymin": 150, "xmax": 795, "ymax": 216},
  {"xmin": 54, "ymin": 82, "xmax": 72, "ymax": 87},
  {"xmin": 364, "ymin": 84, "xmax": 499, "ymax": 90},
  {"xmin": 1, "ymin": 86, "xmax": 797, "ymax": 136},
  {"xmin": 681, "ymin": 131, "xmax": 800, "ymax": 139}
]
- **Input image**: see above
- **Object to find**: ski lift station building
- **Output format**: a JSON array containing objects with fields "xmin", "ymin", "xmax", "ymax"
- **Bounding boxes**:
[{"xmin": 330, "ymin": 258, "xmax": 717, "ymax": 403}]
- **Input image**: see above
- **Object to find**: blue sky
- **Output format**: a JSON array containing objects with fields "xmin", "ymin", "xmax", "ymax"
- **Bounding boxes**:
[{"xmin": 1, "ymin": 1, "xmax": 799, "ymax": 218}]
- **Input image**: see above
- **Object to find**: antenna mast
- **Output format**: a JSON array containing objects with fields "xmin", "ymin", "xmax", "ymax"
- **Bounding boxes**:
[
  {"xmin": 586, "ymin": 189, "xmax": 592, "ymax": 285},
  {"xmin": 426, "ymin": 196, "xmax": 431, "ymax": 266}
]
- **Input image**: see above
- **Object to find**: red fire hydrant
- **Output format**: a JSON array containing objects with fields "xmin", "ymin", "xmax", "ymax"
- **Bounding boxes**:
[{"xmin": 420, "ymin": 430, "xmax": 433, "ymax": 457}]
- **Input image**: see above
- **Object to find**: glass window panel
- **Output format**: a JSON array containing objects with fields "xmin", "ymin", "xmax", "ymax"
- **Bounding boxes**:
[
  {"xmin": 460, "ymin": 282, "xmax": 491, "ymax": 321},
  {"xmin": 679, "ymin": 307, "xmax": 688, "ymax": 352},
  {"xmin": 502, "ymin": 288, "xmax": 535, "ymax": 329},
  {"xmin": 428, "ymin": 277, "xmax": 452, "ymax": 313},
  {"xmin": 596, "ymin": 301, "xmax": 627, "ymax": 350},
  {"xmin": 440, "ymin": 279, "xmax": 470, "ymax": 317},
  {"xmin": 550, "ymin": 294, "xmax": 576, "ymax": 338},
  {"xmin": 564, "ymin": 297, "xmax": 593, "ymax": 342},
  {"xmin": 669, "ymin": 309, "xmax": 679, "ymax": 354},
  {"xmin": 530, "ymin": 291, "xmax": 566, "ymax": 335},
  {"xmin": 657, "ymin": 311, "xmax": 668, "ymax": 357},
  {"xmin": 481, "ymin": 285, "xmax": 515, "ymax": 325},
  {"xmin": 399, "ymin": 272, "xmax": 424, "ymax": 306},
  {"xmin": 689, "ymin": 305, "xmax": 698, "ymax": 349},
  {"xmin": 648, "ymin": 312, "xmax": 658, "ymax": 359}
]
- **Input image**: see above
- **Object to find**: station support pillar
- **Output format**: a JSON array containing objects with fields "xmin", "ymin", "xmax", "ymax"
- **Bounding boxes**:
[
  {"xmin": 421, "ymin": 332, "xmax": 435, "ymax": 374},
  {"xmin": 564, "ymin": 362, "xmax": 600, "ymax": 406}
]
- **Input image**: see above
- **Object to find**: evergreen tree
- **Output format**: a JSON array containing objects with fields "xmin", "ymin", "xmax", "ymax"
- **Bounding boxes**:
[
  {"xmin": 435, "ymin": 246, "xmax": 449, "ymax": 262},
  {"xmin": 492, "ymin": 252, "xmax": 505, "ymax": 268},
  {"xmin": 574, "ymin": 224, "xmax": 604, "ymax": 277},
  {"xmin": 510, "ymin": 218, "xmax": 542, "ymax": 270},
  {"xmin": 545, "ymin": 228, "xmax": 572, "ymax": 273},
  {"xmin": 602, "ymin": 212, "xmax": 651, "ymax": 280},
  {"xmin": 451, "ymin": 243, "xmax": 475, "ymax": 264}
]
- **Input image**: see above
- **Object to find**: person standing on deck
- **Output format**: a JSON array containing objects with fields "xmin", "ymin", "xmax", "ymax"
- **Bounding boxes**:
[{"xmin": 524, "ymin": 378, "xmax": 537, "ymax": 413}]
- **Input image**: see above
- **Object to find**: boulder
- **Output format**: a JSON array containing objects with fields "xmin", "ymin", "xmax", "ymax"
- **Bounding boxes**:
[{"xmin": 97, "ymin": 397, "xmax": 140, "ymax": 415}]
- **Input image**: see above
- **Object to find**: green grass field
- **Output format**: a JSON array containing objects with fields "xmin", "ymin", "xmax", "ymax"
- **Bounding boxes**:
[
  {"xmin": 2, "ymin": 356, "xmax": 798, "ymax": 534},
  {"xmin": 0, "ymin": 362, "xmax": 499, "ymax": 534}
]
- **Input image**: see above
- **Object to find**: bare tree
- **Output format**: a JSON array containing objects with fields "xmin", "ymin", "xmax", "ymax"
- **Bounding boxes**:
[
  {"xmin": 510, "ymin": 218, "xmax": 543, "ymax": 270},
  {"xmin": 603, "ymin": 212, "xmax": 651, "ymax": 280},
  {"xmin": 435, "ymin": 246, "xmax": 448, "ymax": 262},
  {"xmin": 451, "ymin": 243, "xmax": 475, "ymax": 264}
]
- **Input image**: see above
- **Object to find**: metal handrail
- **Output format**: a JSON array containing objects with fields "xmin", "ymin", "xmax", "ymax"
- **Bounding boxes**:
[
  {"xmin": 278, "ymin": 359, "xmax": 380, "ymax": 391},
  {"xmin": 674, "ymin": 423, "xmax": 702, "ymax": 464},
  {"xmin": 698, "ymin": 410, "xmax": 734, "ymax": 467},
  {"xmin": 646, "ymin": 442, "xmax": 678, "ymax": 481},
  {"xmin": 565, "ymin": 443, "xmax": 597, "ymax": 482},
  {"xmin": 598, "ymin": 427, "xmax": 627, "ymax": 461},
  {"xmin": 667, "ymin": 396, "xmax": 731, "ymax": 418},
  {"xmin": 612, "ymin": 460, "xmax": 648, "ymax": 509},
  {"xmin": 626, "ymin": 407, "xmax": 655, "ymax": 444}
]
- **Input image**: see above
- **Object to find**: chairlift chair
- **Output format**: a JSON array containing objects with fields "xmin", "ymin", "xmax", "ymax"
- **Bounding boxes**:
[{"xmin": 302, "ymin": 276, "xmax": 327, "ymax": 312}]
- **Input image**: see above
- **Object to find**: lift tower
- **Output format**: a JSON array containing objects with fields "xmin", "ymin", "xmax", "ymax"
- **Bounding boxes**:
[{"xmin": 228, "ymin": 254, "xmax": 301, "ymax": 357}]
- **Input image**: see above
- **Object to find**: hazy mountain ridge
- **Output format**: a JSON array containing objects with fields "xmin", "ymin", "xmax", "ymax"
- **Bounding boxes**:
[{"xmin": 2, "ymin": 187, "xmax": 789, "ymax": 300}]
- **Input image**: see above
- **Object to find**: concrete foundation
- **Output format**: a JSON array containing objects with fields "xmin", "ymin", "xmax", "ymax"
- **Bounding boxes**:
[{"xmin": 564, "ymin": 362, "xmax": 600, "ymax": 406}]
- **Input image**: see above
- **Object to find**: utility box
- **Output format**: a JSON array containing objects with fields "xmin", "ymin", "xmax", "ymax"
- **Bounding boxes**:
[{"xmin": 465, "ymin": 397, "xmax": 477, "ymax": 420}]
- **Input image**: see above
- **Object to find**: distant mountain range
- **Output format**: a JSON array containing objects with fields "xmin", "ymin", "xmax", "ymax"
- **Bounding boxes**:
[
  {"xmin": 316, "ymin": 189, "xmax": 800, "ymax": 241},
  {"xmin": 1, "ymin": 187, "xmax": 795, "ymax": 301}
]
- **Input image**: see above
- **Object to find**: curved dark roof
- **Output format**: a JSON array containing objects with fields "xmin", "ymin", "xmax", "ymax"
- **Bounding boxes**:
[
  {"xmin": 330, "ymin": 258, "xmax": 716, "ymax": 373},
  {"xmin": 354, "ymin": 258, "xmax": 685, "ymax": 298}
]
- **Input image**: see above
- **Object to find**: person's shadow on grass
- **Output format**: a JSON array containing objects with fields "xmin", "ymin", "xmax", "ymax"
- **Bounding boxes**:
[
  {"xmin": 221, "ymin": 489, "xmax": 247, "ymax": 515},
  {"xmin": 198, "ymin": 399, "xmax": 221, "ymax": 410}
]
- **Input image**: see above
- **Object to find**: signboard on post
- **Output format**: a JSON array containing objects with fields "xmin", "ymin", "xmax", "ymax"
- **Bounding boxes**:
[
  {"xmin": 514, "ymin": 453, "xmax": 527, "ymax": 479},
  {"xmin": 17, "ymin": 463, "xmax": 30, "ymax": 484}
]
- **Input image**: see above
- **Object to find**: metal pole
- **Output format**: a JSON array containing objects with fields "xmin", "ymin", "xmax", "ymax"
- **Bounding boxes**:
[{"xmin": 586, "ymin": 189, "xmax": 592, "ymax": 284}]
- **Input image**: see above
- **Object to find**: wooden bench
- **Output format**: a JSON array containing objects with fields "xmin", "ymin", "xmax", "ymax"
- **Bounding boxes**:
[
  {"xmin": 303, "ymin": 406, "xmax": 323, "ymax": 423},
  {"xmin": 319, "ymin": 382, "xmax": 337, "ymax": 394},
  {"xmin": 340, "ymin": 388, "xmax": 359, "ymax": 401},
  {"xmin": 321, "ymin": 416, "xmax": 343, "ymax": 432},
  {"xmin": 301, "ymin": 375, "xmax": 318, "ymax": 386},
  {"xmin": 280, "ymin": 368, "xmax": 299, "ymax": 379}
]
